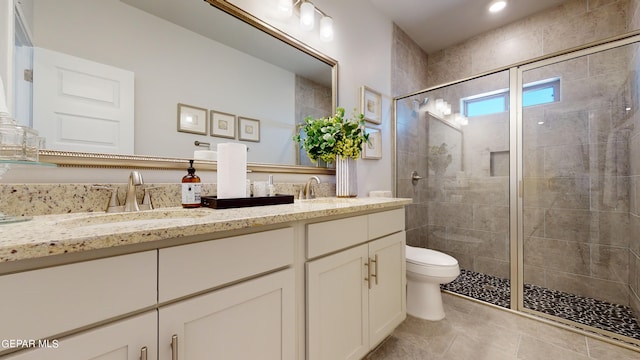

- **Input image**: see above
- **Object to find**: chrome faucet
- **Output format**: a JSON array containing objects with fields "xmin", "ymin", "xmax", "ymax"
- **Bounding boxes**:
[
  {"xmin": 303, "ymin": 176, "xmax": 321, "ymax": 199},
  {"xmin": 123, "ymin": 171, "xmax": 144, "ymax": 212}
]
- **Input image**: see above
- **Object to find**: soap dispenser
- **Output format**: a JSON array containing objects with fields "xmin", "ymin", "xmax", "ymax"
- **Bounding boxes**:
[
  {"xmin": 268, "ymin": 175, "xmax": 276, "ymax": 196},
  {"xmin": 182, "ymin": 159, "xmax": 202, "ymax": 208}
]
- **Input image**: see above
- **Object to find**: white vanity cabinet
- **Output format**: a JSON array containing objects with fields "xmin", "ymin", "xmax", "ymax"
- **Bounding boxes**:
[
  {"xmin": 157, "ymin": 227, "xmax": 296, "ymax": 360},
  {"xmin": 306, "ymin": 209, "xmax": 406, "ymax": 360},
  {"xmin": 0, "ymin": 200, "xmax": 410, "ymax": 360}
]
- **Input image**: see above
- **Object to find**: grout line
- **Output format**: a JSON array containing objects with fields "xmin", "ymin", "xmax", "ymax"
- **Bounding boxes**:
[
  {"xmin": 585, "ymin": 336, "xmax": 591, "ymax": 358},
  {"xmin": 515, "ymin": 334, "xmax": 523, "ymax": 357}
]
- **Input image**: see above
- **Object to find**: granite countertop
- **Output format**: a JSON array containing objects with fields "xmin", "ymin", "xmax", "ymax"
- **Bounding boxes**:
[{"xmin": 0, "ymin": 197, "xmax": 411, "ymax": 263}]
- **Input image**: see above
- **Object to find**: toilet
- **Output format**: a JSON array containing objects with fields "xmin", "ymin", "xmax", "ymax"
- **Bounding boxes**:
[{"xmin": 405, "ymin": 245, "xmax": 460, "ymax": 321}]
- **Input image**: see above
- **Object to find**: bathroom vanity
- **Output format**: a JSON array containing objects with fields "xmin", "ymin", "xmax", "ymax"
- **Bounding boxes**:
[{"xmin": 0, "ymin": 197, "xmax": 410, "ymax": 360}]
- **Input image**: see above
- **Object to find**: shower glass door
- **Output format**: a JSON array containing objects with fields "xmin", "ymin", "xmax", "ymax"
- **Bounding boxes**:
[
  {"xmin": 396, "ymin": 70, "xmax": 513, "ymax": 308},
  {"xmin": 519, "ymin": 39, "xmax": 640, "ymax": 344}
]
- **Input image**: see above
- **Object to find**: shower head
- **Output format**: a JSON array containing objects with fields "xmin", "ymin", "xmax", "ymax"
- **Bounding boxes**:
[{"xmin": 412, "ymin": 97, "xmax": 429, "ymax": 112}]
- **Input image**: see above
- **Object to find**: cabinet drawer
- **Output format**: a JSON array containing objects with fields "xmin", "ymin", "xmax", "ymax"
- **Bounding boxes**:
[
  {"xmin": 307, "ymin": 215, "xmax": 367, "ymax": 258},
  {"xmin": 368, "ymin": 208, "xmax": 405, "ymax": 240},
  {"xmin": 159, "ymin": 227, "xmax": 294, "ymax": 302},
  {"xmin": 0, "ymin": 251, "xmax": 157, "ymax": 342}
]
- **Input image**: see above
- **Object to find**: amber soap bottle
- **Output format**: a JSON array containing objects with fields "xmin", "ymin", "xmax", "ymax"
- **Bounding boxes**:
[{"xmin": 182, "ymin": 159, "xmax": 202, "ymax": 208}]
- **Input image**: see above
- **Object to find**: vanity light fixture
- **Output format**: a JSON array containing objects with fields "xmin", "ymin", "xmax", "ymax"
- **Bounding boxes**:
[
  {"xmin": 278, "ymin": 0, "xmax": 334, "ymax": 42},
  {"xmin": 488, "ymin": 0, "xmax": 507, "ymax": 13}
]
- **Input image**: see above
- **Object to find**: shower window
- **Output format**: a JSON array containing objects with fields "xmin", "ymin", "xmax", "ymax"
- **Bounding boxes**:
[
  {"xmin": 463, "ymin": 91, "xmax": 508, "ymax": 117},
  {"xmin": 522, "ymin": 78, "xmax": 560, "ymax": 106},
  {"xmin": 463, "ymin": 78, "xmax": 560, "ymax": 117}
]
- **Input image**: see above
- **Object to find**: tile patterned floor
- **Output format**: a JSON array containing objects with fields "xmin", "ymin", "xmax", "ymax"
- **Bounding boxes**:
[
  {"xmin": 440, "ymin": 269, "xmax": 640, "ymax": 341},
  {"xmin": 366, "ymin": 293, "xmax": 640, "ymax": 360}
]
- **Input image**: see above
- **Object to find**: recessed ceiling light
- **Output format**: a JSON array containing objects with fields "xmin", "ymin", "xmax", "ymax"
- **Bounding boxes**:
[{"xmin": 489, "ymin": 0, "xmax": 507, "ymax": 13}]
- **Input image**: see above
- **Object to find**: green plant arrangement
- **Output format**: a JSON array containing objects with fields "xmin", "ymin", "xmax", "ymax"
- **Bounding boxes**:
[{"xmin": 293, "ymin": 107, "xmax": 369, "ymax": 163}]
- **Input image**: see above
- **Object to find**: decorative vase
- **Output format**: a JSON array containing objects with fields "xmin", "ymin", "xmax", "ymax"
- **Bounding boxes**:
[{"xmin": 335, "ymin": 155, "xmax": 357, "ymax": 197}]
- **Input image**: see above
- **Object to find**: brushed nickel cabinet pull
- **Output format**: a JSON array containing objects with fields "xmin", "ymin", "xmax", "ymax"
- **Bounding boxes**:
[
  {"xmin": 371, "ymin": 254, "xmax": 379, "ymax": 285},
  {"xmin": 171, "ymin": 335, "xmax": 178, "ymax": 360},
  {"xmin": 140, "ymin": 346, "xmax": 147, "ymax": 360},
  {"xmin": 365, "ymin": 259, "xmax": 372, "ymax": 289}
]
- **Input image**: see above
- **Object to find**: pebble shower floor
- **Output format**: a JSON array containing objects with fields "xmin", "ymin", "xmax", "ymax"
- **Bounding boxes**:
[{"xmin": 440, "ymin": 269, "xmax": 640, "ymax": 341}]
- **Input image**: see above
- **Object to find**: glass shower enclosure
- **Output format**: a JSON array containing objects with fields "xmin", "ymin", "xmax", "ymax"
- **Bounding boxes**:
[{"xmin": 395, "ymin": 34, "xmax": 640, "ymax": 346}]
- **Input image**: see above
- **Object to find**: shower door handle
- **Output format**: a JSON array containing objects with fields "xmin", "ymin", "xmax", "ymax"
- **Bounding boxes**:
[{"xmin": 411, "ymin": 171, "xmax": 423, "ymax": 185}]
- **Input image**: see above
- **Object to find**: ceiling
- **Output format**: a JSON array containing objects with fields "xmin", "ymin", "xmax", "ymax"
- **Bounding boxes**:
[{"xmin": 369, "ymin": 0, "xmax": 568, "ymax": 54}]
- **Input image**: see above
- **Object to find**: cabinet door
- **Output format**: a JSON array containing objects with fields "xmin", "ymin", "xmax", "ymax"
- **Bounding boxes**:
[
  {"xmin": 158, "ymin": 269, "xmax": 295, "ymax": 360},
  {"xmin": 3, "ymin": 311, "xmax": 156, "ymax": 360},
  {"xmin": 368, "ymin": 232, "xmax": 406, "ymax": 347},
  {"xmin": 306, "ymin": 244, "xmax": 369, "ymax": 360}
]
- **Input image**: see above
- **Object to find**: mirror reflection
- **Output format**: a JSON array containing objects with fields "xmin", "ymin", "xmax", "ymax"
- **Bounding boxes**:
[{"xmin": 14, "ymin": 0, "xmax": 335, "ymax": 166}]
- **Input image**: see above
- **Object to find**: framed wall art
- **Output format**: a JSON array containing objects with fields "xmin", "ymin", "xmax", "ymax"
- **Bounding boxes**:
[
  {"xmin": 361, "ymin": 86, "xmax": 382, "ymax": 124},
  {"xmin": 210, "ymin": 110, "xmax": 236, "ymax": 139},
  {"xmin": 177, "ymin": 103, "xmax": 207, "ymax": 135},
  {"xmin": 362, "ymin": 127, "xmax": 382, "ymax": 159},
  {"xmin": 238, "ymin": 117, "xmax": 260, "ymax": 142}
]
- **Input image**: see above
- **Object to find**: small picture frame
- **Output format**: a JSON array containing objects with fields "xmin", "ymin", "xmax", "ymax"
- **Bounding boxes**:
[
  {"xmin": 361, "ymin": 86, "xmax": 382, "ymax": 124},
  {"xmin": 177, "ymin": 103, "xmax": 207, "ymax": 135},
  {"xmin": 238, "ymin": 117, "xmax": 260, "ymax": 142},
  {"xmin": 210, "ymin": 110, "xmax": 236, "ymax": 139},
  {"xmin": 362, "ymin": 127, "xmax": 382, "ymax": 159}
]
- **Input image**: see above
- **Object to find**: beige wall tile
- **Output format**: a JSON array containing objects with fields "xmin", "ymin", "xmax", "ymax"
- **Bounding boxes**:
[
  {"xmin": 590, "ymin": 244, "xmax": 629, "ymax": 282},
  {"xmin": 524, "ymin": 236, "xmax": 591, "ymax": 275},
  {"xmin": 544, "ymin": 208, "xmax": 592, "ymax": 242}
]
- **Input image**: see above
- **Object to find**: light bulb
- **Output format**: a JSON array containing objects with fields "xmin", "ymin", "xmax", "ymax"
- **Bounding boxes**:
[
  {"xmin": 319, "ymin": 16, "xmax": 333, "ymax": 42},
  {"xmin": 489, "ymin": 0, "xmax": 507, "ymax": 13},
  {"xmin": 300, "ymin": 2, "xmax": 315, "ymax": 31},
  {"xmin": 443, "ymin": 102, "xmax": 452, "ymax": 116},
  {"xmin": 278, "ymin": 0, "xmax": 293, "ymax": 18}
]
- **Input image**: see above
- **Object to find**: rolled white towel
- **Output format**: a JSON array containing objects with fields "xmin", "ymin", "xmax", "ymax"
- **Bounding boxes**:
[{"xmin": 194, "ymin": 150, "xmax": 217, "ymax": 161}]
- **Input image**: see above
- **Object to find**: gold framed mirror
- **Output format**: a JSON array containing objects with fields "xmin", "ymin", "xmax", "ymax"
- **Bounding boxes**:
[{"xmin": 25, "ymin": 0, "xmax": 337, "ymax": 174}]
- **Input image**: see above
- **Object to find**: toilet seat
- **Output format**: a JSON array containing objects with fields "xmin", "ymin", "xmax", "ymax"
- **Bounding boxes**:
[
  {"xmin": 405, "ymin": 246, "xmax": 459, "ymax": 277},
  {"xmin": 406, "ymin": 246, "xmax": 458, "ymax": 266}
]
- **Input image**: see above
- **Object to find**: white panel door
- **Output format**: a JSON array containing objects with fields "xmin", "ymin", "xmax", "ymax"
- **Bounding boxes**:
[{"xmin": 33, "ymin": 47, "xmax": 134, "ymax": 154}]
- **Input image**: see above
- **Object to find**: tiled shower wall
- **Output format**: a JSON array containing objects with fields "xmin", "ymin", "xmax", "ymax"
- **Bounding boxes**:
[{"xmin": 394, "ymin": 0, "xmax": 640, "ymax": 312}]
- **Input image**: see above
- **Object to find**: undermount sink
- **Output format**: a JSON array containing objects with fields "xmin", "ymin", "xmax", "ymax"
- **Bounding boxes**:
[{"xmin": 54, "ymin": 208, "xmax": 212, "ymax": 228}]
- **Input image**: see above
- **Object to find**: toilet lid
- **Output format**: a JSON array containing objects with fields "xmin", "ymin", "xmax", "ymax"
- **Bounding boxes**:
[{"xmin": 406, "ymin": 246, "xmax": 458, "ymax": 266}]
